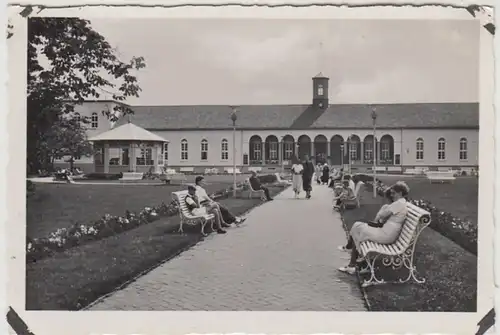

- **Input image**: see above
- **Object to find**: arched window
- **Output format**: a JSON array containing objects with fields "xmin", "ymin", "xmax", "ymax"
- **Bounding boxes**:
[
  {"xmin": 438, "ymin": 138, "xmax": 446, "ymax": 160},
  {"xmin": 459, "ymin": 138, "xmax": 468, "ymax": 160},
  {"xmin": 318, "ymin": 84, "xmax": 324, "ymax": 96},
  {"xmin": 416, "ymin": 138, "xmax": 424, "ymax": 160},
  {"xmin": 181, "ymin": 139, "xmax": 188, "ymax": 161},
  {"xmin": 221, "ymin": 139, "xmax": 229, "ymax": 160},
  {"xmin": 91, "ymin": 112, "xmax": 98, "ymax": 129},
  {"xmin": 200, "ymin": 139, "xmax": 208, "ymax": 161}
]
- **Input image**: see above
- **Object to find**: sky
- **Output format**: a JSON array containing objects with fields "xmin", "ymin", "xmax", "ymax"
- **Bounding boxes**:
[{"xmin": 89, "ymin": 18, "xmax": 479, "ymax": 106}]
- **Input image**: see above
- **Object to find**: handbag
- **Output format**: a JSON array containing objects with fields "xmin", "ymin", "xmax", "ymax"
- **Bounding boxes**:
[{"xmin": 368, "ymin": 220, "xmax": 384, "ymax": 228}]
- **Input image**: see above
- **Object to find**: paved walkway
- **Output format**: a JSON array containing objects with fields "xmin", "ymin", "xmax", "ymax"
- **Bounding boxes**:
[{"xmin": 89, "ymin": 185, "xmax": 366, "ymax": 311}]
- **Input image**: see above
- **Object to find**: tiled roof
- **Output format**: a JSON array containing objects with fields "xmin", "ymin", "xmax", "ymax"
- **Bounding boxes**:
[
  {"xmin": 115, "ymin": 102, "xmax": 479, "ymax": 130},
  {"xmin": 88, "ymin": 122, "xmax": 167, "ymax": 142}
]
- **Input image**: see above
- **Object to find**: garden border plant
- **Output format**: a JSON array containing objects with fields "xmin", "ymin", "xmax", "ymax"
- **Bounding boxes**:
[
  {"xmin": 27, "ymin": 173, "xmax": 283, "ymax": 263},
  {"xmin": 352, "ymin": 173, "xmax": 477, "ymax": 255}
]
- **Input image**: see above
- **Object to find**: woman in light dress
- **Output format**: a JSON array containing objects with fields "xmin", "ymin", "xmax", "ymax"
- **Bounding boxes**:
[
  {"xmin": 291, "ymin": 156, "xmax": 304, "ymax": 198},
  {"xmin": 338, "ymin": 181, "xmax": 410, "ymax": 275}
]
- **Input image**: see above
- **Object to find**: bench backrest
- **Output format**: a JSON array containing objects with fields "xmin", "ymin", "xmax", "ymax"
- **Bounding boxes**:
[
  {"xmin": 180, "ymin": 167, "xmax": 195, "ymax": 172},
  {"xmin": 392, "ymin": 202, "xmax": 431, "ymax": 251},
  {"xmin": 172, "ymin": 190, "xmax": 201, "ymax": 219}
]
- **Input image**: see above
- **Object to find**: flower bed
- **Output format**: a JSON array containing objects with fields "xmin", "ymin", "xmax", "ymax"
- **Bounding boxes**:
[
  {"xmin": 355, "ymin": 173, "xmax": 477, "ymax": 255},
  {"xmin": 26, "ymin": 173, "xmax": 281, "ymax": 263},
  {"xmin": 83, "ymin": 172, "xmax": 124, "ymax": 180}
]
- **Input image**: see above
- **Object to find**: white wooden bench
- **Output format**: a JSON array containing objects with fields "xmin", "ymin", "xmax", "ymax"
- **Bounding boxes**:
[
  {"xmin": 358, "ymin": 202, "xmax": 431, "ymax": 288},
  {"xmin": 387, "ymin": 166, "xmax": 402, "ymax": 173},
  {"xmin": 172, "ymin": 190, "xmax": 216, "ymax": 236},
  {"xmin": 180, "ymin": 167, "xmax": 195, "ymax": 174},
  {"xmin": 248, "ymin": 166, "xmax": 262, "ymax": 173},
  {"xmin": 426, "ymin": 171, "xmax": 456, "ymax": 183},
  {"xmin": 246, "ymin": 178, "xmax": 266, "ymax": 200},
  {"xmin": 274, "ymin": 173, "xmax": 292, "ymax": 185},
  {"xmin": 403, "ymin": 168, "xmax": 417, "ymax": 175}
]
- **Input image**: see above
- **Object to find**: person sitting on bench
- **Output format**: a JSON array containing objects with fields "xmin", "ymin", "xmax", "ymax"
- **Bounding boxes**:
[
  {"xmin": 249, "ymin": 171, "xmax": 273, "ymax": 201},
  {"xmin": 185, "ymin": 184, "xmax": 227, "ymax": 234},
  {"xmin": 194, "ymin": 176, "xmax": 246, "ymax": 225},
  {"xmin": 338, "ymin": 181, "xmax": 410, "ymax": 275}
]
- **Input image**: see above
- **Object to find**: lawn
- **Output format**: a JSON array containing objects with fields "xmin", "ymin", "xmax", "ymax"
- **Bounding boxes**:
[
  {"xmin": 342, "ymin": 187, "xmax": 477, "ymax": 312},
  {"xmin": 26, "ymin": 176, "xmax": 287, "ymax": 310},
  {"xmin": 27, "ymin": 175, "xmax": 250, "ymax": 238},
  {"xmin": 376, "ymin": 175, "xmax": 478, "ymax": 226}
]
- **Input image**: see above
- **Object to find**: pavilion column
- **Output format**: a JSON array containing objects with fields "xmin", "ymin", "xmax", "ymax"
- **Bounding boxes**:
[
  {"xmin": 153, "ymin": 143, "xmax": 160, "ymax": 173},
  {"xmin": 262, "ymin": 143, "xmax": 266, "ymax": 165},
  {"xmin": 103, "ymin": 143, "xmax": 110, "ymax": 173},
  {"xmin": 361, "ymin": 142, "xmax": 364, "ymax": 164},
  {"xmin": 310, "ymin": 141, "xmax": 315, "ymax": 162},
  {"xmin": 327, "ymin": 141, "xmax": 331, "ymax": 163},
  {"xmin": 129, "ymin": 143, "xmax": 136, "ymax": 172}
]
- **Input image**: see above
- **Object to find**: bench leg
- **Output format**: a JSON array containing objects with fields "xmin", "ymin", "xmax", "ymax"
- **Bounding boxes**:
[
  {"xmin": 399, "ymin": 249, "xmax": 426, "ymax": 284},
  {"xmin": 200, "ymin": 218, "xmax": 208, "ymax": 237},
  {"xmin": 361, "ymin": 254, "xmax": 386, "ymax": 288},
  {"xmin": 178, "ymin": 218, "xmax": 187, "ymax": 234}
]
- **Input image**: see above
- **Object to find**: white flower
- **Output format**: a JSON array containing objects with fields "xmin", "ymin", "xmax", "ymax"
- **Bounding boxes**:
[
  {"xmin": 144, "ymin": 207, "xmax": 151, "ymax": 211},
  {"xmin": 150, "ymin": 212, "xmax": 157, "ymax": 217}
]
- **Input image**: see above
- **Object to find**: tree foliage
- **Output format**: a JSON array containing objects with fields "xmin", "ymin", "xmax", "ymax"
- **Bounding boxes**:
[{"xmin": 26, "ymin": 17, "xmax": 146, "ymax": 172}]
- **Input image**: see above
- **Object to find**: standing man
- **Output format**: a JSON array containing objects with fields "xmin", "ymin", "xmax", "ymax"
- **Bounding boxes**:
[{"xmin": 302, "ymin": 154, "xmax": 315, "ymax": 199}]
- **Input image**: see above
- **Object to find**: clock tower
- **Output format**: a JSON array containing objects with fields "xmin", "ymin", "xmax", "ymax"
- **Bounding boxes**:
[{"xmin": 312, "ymin": 73, "xmax": 329, "ymax": 109}]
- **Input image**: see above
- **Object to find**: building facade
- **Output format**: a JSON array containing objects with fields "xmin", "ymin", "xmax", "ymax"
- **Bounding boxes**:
[{"xmin": 55, "ymin": 74, "xmax": 479, "ymax": 174}]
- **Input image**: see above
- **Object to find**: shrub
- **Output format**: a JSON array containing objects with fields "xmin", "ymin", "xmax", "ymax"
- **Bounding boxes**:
[{"xmin": 83, "ymin": 173, "xmax": 123, "ymax": 180}]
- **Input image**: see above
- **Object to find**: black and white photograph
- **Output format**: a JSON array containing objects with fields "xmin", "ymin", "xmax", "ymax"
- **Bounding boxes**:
[{"xmin": 5, "ymin": 2, "xmax": 497, "ymax": 334}]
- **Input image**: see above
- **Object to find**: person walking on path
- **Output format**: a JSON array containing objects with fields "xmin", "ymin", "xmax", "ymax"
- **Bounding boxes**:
[
  {"xmin": 249, "ymin": 171, "xmax": 273, "ymax": 201},
  {"xmin": 291, "ymin": 156, "xmax": 304, "ymax": 198},
  {"xmin": 321, "ymin": 163, "xmax": 330, "ymax": 185},
  {"xmin": 302, "ymin": 154, "xmax": 315, "ymax": 199}
]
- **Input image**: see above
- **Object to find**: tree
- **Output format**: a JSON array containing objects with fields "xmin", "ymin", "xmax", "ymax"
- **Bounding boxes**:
[
  {"xmin": 44, "ymin": 118, "xmax": 93, "ymax": 171},
  {"xmin": 25, "ymin": 17, "xmax": 146, "ymax": 172}
]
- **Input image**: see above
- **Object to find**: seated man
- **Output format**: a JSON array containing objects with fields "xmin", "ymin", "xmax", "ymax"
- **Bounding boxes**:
[
  {"xmin": 185, "ymin": 184, "xmax": 227, "ymax": 234},
  {"xmin": 249, "ymin": 171, "xmax": 273, "ymax": 201},
  {"xmin": 194, "ymin": 176, "xmax": 246, "ymax": 225}
]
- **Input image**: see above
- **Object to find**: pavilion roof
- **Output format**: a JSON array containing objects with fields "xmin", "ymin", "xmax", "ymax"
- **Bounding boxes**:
[{"xmin": 88, "ymin": 122, "xmax": 167, "ymax": 142}]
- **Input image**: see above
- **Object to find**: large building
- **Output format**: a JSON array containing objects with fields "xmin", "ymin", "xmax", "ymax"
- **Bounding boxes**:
[{"xmin": 56, "ymin": 73, "xmax": 479, "ymax": 174}]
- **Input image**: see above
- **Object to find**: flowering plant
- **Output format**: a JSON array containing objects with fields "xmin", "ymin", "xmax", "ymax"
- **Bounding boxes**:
[{"xmin": 27, "ymin": 174, "xmax": 286, "ymax": 262}]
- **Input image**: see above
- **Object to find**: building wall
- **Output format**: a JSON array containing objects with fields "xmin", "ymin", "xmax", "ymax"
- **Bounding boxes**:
[
  {"xmin": 152, "ymin": 130, "xmax": 244, "ymax": 167},
  {"xmin": 401, "ymin": 129, "xmax": 479, "ymax": 167}
]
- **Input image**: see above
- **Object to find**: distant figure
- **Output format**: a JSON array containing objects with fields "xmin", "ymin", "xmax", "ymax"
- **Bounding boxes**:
[
  {"xmin": 321, "ymin": 163, "xmax": 330, "ymax": 184},
  {"xmin": 249, "ymin": 171, "xmax": 273, "ymax": 201},
  {"xmin": 291, "ymin": 156, "xmax": 304, "ymax": 198},
  {"xmin": 315, "ymin": 163, "xmax": 322, "ymax": 184},
  {"xmin": 302, "ymin": 154, "xmax": 315, "ymax": 199}
]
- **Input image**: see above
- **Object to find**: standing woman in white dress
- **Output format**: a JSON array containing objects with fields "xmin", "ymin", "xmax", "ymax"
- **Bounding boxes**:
[{"xmin": 291, "ymin": 156, "xmax": 304, "ymax": 198}]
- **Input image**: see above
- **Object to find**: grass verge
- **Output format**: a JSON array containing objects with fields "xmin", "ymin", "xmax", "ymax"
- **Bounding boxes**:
[
  {"xmin": 342, "ymin": 190, "xmax": 477, "ymax": 312},
  {"xmin": 26, "ymin": 185, "xmax": 286, "ymax": 310}
]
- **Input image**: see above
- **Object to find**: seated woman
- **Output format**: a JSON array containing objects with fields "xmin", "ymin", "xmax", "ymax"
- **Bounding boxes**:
[
  {"xmin": 332, "ymin": 181, "xmax": 350, "ymax": 211},
  {"xmin": 184, "ymin": 184, "xmax": 227, "ymax": 234},
  {"xmin": 338, "ymin": 186, "xmax": 394, "ymax": 250},
  {"xmin": 338, "ymin": 181, "xmax": 410, "ymax": 275}
]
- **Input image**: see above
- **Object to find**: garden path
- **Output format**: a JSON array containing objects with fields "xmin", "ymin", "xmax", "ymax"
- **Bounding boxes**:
[{"xmin": 88, "ymin": 185, "xmax": 366, "ymax": 311}]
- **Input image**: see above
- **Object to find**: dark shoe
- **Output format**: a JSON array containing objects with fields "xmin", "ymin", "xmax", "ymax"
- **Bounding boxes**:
[
  {"xmin": 221, "ymin": 223, "xmax": 231, "ymax": 228},
  {"xmin": 217, "ymin": 229, "xmax": 227, "ymax": 234},
  {"xmin": 267, "ymin": 198, "xmax": 274, "ymax": 201}
]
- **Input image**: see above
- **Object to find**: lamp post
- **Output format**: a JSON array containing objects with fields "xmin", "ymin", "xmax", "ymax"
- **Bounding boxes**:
[
  {"xmin": 340, "ymin": 145, "xmax": 344, "ymax": 168},
  {"xmin": 230, "ymin": 108, "xmax": 238, "ymax": 197},
  {"xmin": 280, "ymin": 136, "xmax": 285, "ymax": 175},
  {"xmin": 371, "ymin": 108, "xmax": 378, "ymax": 198},
  {"xmin": 347, "ymin": 135, "xmax": 353, "ymax": 174}
]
